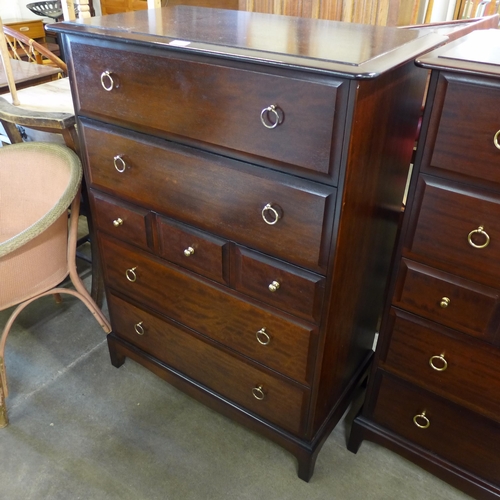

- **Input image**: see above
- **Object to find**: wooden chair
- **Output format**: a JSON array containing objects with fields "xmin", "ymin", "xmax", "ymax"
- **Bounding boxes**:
[{"xmin": 0, "ymin": 142, "xmax": 111, "ymax": 428}]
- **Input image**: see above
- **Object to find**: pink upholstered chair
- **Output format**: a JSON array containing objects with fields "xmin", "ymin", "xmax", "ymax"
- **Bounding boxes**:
[{"xmin": 0, "ymin": 142, "xmax": 111, "ymax": 428}]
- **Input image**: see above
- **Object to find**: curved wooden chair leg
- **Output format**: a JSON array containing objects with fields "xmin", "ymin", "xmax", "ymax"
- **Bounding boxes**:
[{"xmin": 0, "ymin": 358, "xmax": 8, "ymax": 428}]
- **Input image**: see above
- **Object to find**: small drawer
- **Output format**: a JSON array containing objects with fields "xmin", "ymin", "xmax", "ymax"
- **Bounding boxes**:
[
  {"xmin": 107, "ymin": 293, "xmax": 309, "ymax": 436},
  {"xmin": 381, "ymin": 309, "xmax": 500, "ymax": 421},
  {"xmin": 7, "ymin": 20, "xmax": 45, "ymax": 40},
  {"xmin": 427, "ymin": 74, "xmax": 500, "ymax": 186},
  {"xmin": 91, "ymin": 191, "xmax": 150, "ymax": 251},
  {"xmin": 405, "ymin": 176, "xmax": 500, "ymax": 288},
  {"xmin": 393, "ymin": 259, "xmax": 500, "ymax": 341},
  {"xmin": 81, "ymin": 120, "xmax": 336, "ymax": 274},
  {"xmin": 156, "ymin": 215, "xmax": 229, "ymax": 285},
  {"xmin": 70, "ymin": 40, "xmax": 347, "ymax": 180},
  {"xmin": 101, "ymin": 234, "xmax": 317, "ymax": 386},
  {"xmin": 232, "ymin": 246, "xmax": 325, "ymax": 323},
  {"xmin": 371, "ymin": 372, "xmax": 500, "ymax": 485}
]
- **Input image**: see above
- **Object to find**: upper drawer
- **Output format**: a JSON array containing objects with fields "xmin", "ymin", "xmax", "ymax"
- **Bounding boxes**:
[
  {"xmin": 393, "ymin": 259, "xmax": 500, "ymax": 343},
  {"xmin": 381, "ymin": 309, "xmax": 500, "ymax": 422},
  {"xmin": 425, "ymin": 74, "xmax": 500, "ymax": 187},
  {"xmin": 7, "ymin": 20, "xmax": 45, "ymax": 39},
  {"xmin": 232, "ymin": 246, "xmax": 325, "ymax": 324},
  {"xmin": 69, "ymin": 40, "xmax": 348, "ymax": 181},
  {"xmin": 81, "ymin": 120, "xmax": 336, "ymax": 274},
  {"xmin": 404, "ymin": 176, "xmax": 500, "ymax": 288}
]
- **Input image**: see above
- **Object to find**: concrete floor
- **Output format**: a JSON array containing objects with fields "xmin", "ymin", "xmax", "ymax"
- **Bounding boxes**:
[{"xmin": 0, "ymin": 259, "xmax": 473, "ymax": 500}]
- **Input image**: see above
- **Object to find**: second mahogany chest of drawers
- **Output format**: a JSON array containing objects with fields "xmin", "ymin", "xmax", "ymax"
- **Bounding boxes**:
[
  {"xmin": 348, "ymin": 29, "xmax": 500, "ymax": 499},
  {"xmin": 51, "ymin": 6, "xmax": 443, "ymax": 480}
]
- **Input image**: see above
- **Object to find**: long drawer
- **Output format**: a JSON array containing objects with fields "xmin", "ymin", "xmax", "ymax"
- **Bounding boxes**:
[
  {"xmin": 107, "ymin": 293, "xmax": 309, "ymax": 435},
  {"xmin": 372, "ymin": 371, "xmax": 500, "ymax": 485},
  {"xmin": 100, "ymin": 234, "xmax": 317, "ymax": 386},
  {"xmin": 381, "ymin": 309, "xmax": 500, "ymax": 421},
  {"xmin": 405, "ymin": 175, "xmax": 500, "ymax": 288},
  {"xmin": 427, "ymin": 74, "xmax": 500, "ymax": 186},
  {"xmin": 82, "ymin": 120, "xmax": 336, "ymax": 273},
  {"xmin": 70, "ymin": 39, "xmax": 347, "ymax": 179}
]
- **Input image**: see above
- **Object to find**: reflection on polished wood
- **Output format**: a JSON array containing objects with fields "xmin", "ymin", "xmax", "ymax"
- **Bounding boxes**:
[{"xmin": 0, "ymin": 58, "xmax": 61, "ymax": 94}]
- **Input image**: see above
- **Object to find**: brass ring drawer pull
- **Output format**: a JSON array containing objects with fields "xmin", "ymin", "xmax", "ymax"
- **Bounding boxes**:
[
  {"xmin": 113, "ymin": 155, "xmax": 126, "ymax": 173},
  {"xmin": 252, "ymin": 385, "xmax": 266, "ymax": 400},
  {"xmin": 261, "ymin": 203, "xmax": 281, "ymax": 225},
  {"xmin": 134, "ymin": 321, "xmax": 145, "ymax": 335},
  {"xmin": 413, "ymin": 411, "xmax": 430, "ymax": 429},
  {"xmin": 268, "ymin": 280, "xmax": 280, "ymax": 292},
  {"xmin": 440, "ymin": 297, "xmax": 450, "ymax": 308},
  {"xmin": 113, "ymin": 218, "xmax": 123, "ymax": 227},
  {"xmin": 183, "ymin": 246, "xmax": 195, "ymax": 257},
  {"xmin": 125, "ymin": 266, "xmax": 137, "ymax": 282},
  {"xmin": 256, "ymin": 327, "xmax": 271, "ymax": 345},
  {"xmin": 260, "ymin": 104, "xmax": 283, "ymax": 129},
  {"xmin": 494, "ymin": 130, "xmax": 500, "ymax": 150},
  {"xmin": 468, "ymin": 226, "xmax": 490, "ymax": 249},
  {"xmin": 429, "ymin": 354, "xmax": 448, "ymax": 372},
  {"xmin": 100, "ymin": 70, "xmax": 115, "ymax": 91}
]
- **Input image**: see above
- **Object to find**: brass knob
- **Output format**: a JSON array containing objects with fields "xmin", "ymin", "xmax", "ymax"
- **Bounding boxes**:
[
  {"xmin": 256, "ymin": 328, "xmax": 271, "ymax": 346},
  {"xmin": 113, "ymin": 218, "xmax": 123, "ymax": 227},
  {"xmin": 413, "ymin": 411, "xmax": 430, "ymax": 429},
  {"xmin": 252, "ymin": 385, "xmax": 265, "ymax": 400},
  {"xmin": 494, "ymin": 129, "xmax": 500, "ymax": 150},
  {"xmin": 440, "ymin": 297, "xmax": 450, "ymax": 308},
  {"xmin": 125, "ymin": 266, "xmax": 137, "ymax": 282},
  {"xmin": 184, "ymin": 246, "xmax": 195, "ymax": 257},
  {"xmin": 467, "ymin": 226, "xmax": 490, "ymax": 249},
  {"xmin": 268, "ymin": 280, "xmax": 280, "ymax": 292},
  {"xmin": 429, "ymin": 354, "xmax": 448, "ymax": 372},
  {"xmin": 261, "ymin": 203, "xmax": 282, "ymax": 225},
  {"xmin": 100, "ymin": 70, "xmax": 115, "ymax": 91},
  {"xmin": 134, "ymin": 321, "xmax": 145, "ymax": 335},
  {"xmin": 113, "ymin": 155, "xmax": 126, "ymax": 173},
  {"xmin": 260, "ymin": 104, "xmax": 284, "ymax": 129}
]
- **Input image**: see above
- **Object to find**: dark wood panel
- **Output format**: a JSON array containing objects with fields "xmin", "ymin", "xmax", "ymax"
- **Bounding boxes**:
[
  {"xmin": 81, "ymin": 120, "xmax": 336, "ymax": 273},
  {"xmin": 381, "ymin": 309, "xmax": 500, "ymax": 421},
  {"xmin": 71, "ymin": 40, "xmax": 346, "ymax": 177},
  {"xmin": 393, "ymin": 259, "xmax": 500, "ymax": 342},
  {"xmin": 100, "ymin": 234, "xmax": 318, "ymax": 386},
  {"xmin": 107, "ymin": 293, "xmax": 309, "ymax": 435},
  {"xmin": 372, "ymin": 372, "xmax": 500, "ymax": 486},
  {"xmin": 232, "ymin": 246, "xmax": 325, "ymax": 324}
]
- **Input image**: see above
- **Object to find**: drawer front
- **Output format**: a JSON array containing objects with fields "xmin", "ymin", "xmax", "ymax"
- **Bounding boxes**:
[
  {"xmin": 82, "ymin": 120, "xmax": 336, "ymax": 273},
  {"xmin": 7, "ymin": 20, "xmax": 45, "ymax": 39},
  {"xmin": 232, "ymin": 246, "xmax": 325, "ymax": 323},
  {"xmin": 406, "ymin": 176, "xmax": 500, "ymax": 287},
  {"xmin": 393, "ymin": 259, "xmax": 500, "ymax": 341},
  {"xmin": 71, "ymin": 40, "xmax": 347, "ymax": 179},
  {"xmin": 428, "ymin": 74, "xmax": 500, "ymax": 186},
  {"xmin": 382, "ymin": 309, "xmax": 500, "ymax": 421},
  {"xmin": 372, "ymin": 372, "xmax": 500, "ymax": 485},
  {"xmin": 107, "ymin": 293, "xmax": 308, "ymax": 435},
  {"xmin": 157, "ymin": 215, "xmax": 229, "ymax": 285},
  {"xmin": 91, "ymin": 191, "xmax": 150, "ymax": 251},
  {"xmin": 100, "ymin": 235, "xmax": 316, "ymax": 385}
]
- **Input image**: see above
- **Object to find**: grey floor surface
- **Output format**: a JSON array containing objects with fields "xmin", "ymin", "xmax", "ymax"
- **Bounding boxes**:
[{"xmin": 0, "ymin": 262, "xmax": 473, "ymax": 500}]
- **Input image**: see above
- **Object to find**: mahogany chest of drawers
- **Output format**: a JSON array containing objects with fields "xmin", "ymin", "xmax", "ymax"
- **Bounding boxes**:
[
  {"xmin": 51, "ymin": 7, "xmax": 443, "ymax": 480},
  {"xmin": 348, "ymin": 30, "xmax": 500, "ymax": 499}
]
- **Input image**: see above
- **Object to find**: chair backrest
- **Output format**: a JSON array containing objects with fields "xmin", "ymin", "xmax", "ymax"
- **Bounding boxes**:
[{"xmin": 2, "ymin": 25, "xmax": 67, "ymax": 74}]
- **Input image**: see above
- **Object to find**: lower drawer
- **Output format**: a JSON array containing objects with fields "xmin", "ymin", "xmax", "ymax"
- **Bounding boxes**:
[
  {"xmin": 100, "ymin": 234, "xmax": 317, "ymax": 386},
  {"xmin": 107, "ymin": 292, "xmax": 309, "ymax": 435},
  {"xmin": 371, "ymin": 371, "xmax": 500, "ymax": 485}
]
